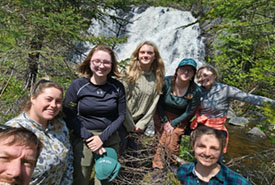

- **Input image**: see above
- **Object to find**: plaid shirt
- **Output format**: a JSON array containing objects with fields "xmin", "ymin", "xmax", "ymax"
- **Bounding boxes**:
[{"xmin": 177, "ymin": 162, "xmax": 252, "ymax": 185}]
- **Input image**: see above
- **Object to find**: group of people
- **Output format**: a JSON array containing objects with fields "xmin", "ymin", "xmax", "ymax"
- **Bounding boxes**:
[{"xmin": 0, "ymin": 41, "xmax": 273, "ymax": 185}]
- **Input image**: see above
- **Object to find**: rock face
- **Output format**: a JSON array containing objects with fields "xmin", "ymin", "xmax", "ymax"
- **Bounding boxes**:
[
  {"xmin": 228, "ymin": 116, "xmax": 249, "ymax": 127},
  {"xmin": 248, "ymin": 127, "xmax": 266, "ymax": 138}
]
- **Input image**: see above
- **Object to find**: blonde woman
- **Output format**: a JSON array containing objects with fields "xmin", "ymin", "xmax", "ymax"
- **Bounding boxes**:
[{"xmin": 119, "ymin": 41, "xmax": 165, "ymax": 152}]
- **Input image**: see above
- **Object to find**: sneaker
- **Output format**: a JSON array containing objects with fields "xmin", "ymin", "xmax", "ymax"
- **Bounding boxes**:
[{"xmin": 145, "ymin": 122, "xmax": 155, "ymax": 137}]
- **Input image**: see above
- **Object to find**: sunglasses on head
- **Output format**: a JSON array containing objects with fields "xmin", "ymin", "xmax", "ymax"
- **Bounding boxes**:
[{"xmin": 32, "ymin": 79, "xmax": 53, "ymax": 94}]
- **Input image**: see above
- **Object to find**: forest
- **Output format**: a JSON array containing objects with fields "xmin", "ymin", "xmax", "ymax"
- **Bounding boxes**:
[{"xmin": 0, "ymin": 0, "xmax": 274, "ymax": 184}]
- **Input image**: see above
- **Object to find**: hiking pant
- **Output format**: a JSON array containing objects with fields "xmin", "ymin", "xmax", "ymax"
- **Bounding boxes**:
[
  {"xmin": 152, "ymin": 111, "xmax": 188, "ymax": 169},
  {"xmin": 72, "ymin": 130, "xmax": 120, "ymax": 185}
]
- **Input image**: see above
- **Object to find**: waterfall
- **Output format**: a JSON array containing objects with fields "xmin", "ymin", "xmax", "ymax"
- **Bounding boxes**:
[{"xmin": 74, "ymin": 6, "xmax": 205, "ymax": 75}]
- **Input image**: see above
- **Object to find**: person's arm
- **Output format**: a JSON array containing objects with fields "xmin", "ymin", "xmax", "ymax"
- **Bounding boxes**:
[
  {"xmin": 227, "ymin": 85, "xmax": 275, "ymax": 106},
  {"xmin": 170, "ymin": 86, "xmax": 202, "ymax": 127},
  {"xmin": 121, "ymin": 79, "xmax": 136, "ymax": 132},
  {"xmin": 59, "ymin": 120, "xmax": 74, "ymax": 185},
  {"xmin": 123, "ymin": 105, "xmax": 136, "ymax": 132},
  {"xmin": 156, "ymin": 77, "xmax": 170, "ymax": 123},
  {"xmin": 135, "ymin": 92, "xmax": 160, "ymax": 130},
  {"xmin": 63, "ymin": 79, "xmax": 93, "ymax": 140},
  {"xmin": 98, "ymin": 81, "xmax": 126, "ymax": 142}
]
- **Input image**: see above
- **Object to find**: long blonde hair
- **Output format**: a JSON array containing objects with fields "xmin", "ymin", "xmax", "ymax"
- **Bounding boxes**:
[{"xmin": 125, "ymin": 41, "xmax": 165, "ymax": 93}]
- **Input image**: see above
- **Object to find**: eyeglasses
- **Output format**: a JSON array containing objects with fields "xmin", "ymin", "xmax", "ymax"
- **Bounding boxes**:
[{"xmin": 91, "ymin": 59, "xmax": 112, "ymax": 67}]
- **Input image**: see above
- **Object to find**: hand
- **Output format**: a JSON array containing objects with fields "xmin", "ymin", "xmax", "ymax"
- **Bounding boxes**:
[
  {"xmin": 164, "ymin": 122, "xmax": 174, "ymax": 133},
  {"xmin": 135, "ymin": 127, "xmax": 143, "ymax": 133},
  {"xmin": 95, "ymin": 147, "xmax": 106, "ymax": 155},
  {"xmin": 86, "ymin": 136, "xmax": 103, "ymax": 152}
]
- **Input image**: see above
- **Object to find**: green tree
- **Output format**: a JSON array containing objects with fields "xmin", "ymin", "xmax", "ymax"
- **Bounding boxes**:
[{"xmin": 0, "ymin": 0, "xmax": 132, "ymax": 121}]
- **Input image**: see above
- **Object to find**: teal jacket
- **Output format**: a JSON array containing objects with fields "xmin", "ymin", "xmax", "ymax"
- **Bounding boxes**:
[{"xmin": 156, "ymin": 76, "xmax": 203, "ymax": 127}]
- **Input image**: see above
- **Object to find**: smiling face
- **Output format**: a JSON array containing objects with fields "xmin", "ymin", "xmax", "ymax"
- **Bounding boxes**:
[
  {"xmin": 29, "ymin": 87, "xmax": 62, "ymax": 126},
  {"xmin": 193, "ymin": 134, "xmax": 222, "ymax": 168},
  {"xmin": 138, "ymin": 44, "xmax": 155, "ymax": 71},
  {"xmin": 197, "ymin": 68, "xmax": 217, "ymax": 90},
  {"xmin": 0, "ymin": 137, "xmax": 37, "ymax": 185},
  {"xmin": 176, "ymin": 65, "xmax": 195, "ymax": 82},
  {"xmin": 89, "ymin": 50, "xmax": 112, "ymax": 79}
]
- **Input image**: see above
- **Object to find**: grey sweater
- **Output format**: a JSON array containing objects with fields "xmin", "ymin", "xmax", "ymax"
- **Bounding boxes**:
[{"xmin": 200, "ymin": 82, "xmax": 274, "ymax": 118}]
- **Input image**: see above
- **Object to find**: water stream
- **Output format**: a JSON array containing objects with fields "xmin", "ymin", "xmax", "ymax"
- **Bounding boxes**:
[{"xmin": 225, "ymin": 123, "xmax": 274, "ymax": 185}]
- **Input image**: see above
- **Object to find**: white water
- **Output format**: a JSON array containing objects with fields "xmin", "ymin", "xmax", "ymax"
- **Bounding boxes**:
[{"xmin": 75, "ymin": 6, "xmax": 205, "ymax": 75}]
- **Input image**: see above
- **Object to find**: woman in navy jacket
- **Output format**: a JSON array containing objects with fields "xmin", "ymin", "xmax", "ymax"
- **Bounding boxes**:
[{"xmin": 63, "ymin": 45, "xmax": 126, "ymax": 185}]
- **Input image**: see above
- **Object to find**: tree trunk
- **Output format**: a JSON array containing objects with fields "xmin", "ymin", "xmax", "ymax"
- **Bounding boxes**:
[{"xmin": 24, "ymin": 38, "xmax": 42, "ymax": 90}]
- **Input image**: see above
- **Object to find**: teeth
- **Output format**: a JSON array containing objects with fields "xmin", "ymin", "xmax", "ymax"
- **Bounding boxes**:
[{"xmin": 0, "ymin": 182, "xmax": 12, "ymax": 185}]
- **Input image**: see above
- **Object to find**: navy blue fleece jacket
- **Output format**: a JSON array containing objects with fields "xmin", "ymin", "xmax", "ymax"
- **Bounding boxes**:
[{"xmin": 63, "ymin": 77, "xmax": 126, "ymax": 142}]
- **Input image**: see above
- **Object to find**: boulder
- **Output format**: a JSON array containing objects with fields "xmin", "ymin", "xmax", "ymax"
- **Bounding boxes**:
[
  {"xmin": 247, "ymin": 127, "xmax": 266, "ymax": 138},
  {"xmin": 227, "ymin": 109, "xmax": 236, "ymax": 119},
  {"xmin": 228, "ymin": 116, "xmax": 249, "ymax": 127}
]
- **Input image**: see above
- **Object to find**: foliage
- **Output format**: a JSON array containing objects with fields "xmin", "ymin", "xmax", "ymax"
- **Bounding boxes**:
[
  {"xmin": 0, "ymin": 1, "xmax": 273, "ymax": 184},
  {"xmin": 179, "ymin": 135, "xmax": 195, "ymax": 162},
  {"xmin": 205, "ymin": 0, "xmax": 274, "ymax": 97},
  {"xmin": 0, "ymin": 0, "xmax": 133, "ymax": 121},
  {"xmin": 200, "ymin": 1, "xmax": 275, "ymax": 142},
  {"xmin": 262, "ymin": 103, "xmax": 275, "ymax": 126},
  {"xmin": 257, "ymin": 102, "xmax": 275, "ymax": 143}
]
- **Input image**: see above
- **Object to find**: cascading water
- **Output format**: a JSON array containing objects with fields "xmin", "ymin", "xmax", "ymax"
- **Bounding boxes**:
[{"xmin": 74, "ymin": 6, "xmax": 205, "ymax": 75}]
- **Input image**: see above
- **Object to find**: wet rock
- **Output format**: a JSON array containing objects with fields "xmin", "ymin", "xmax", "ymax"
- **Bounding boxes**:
[
  {"xmin": 248, "ymin": 127, "xmax": 266, "ymax": 138},
  {"xmin": 135, "ymin": 6, "xmax": 149, "ymax": 14},
  {"xmin": 228, "ymin": 116, "xmax": 249, "ymax": 126},
  {"xmin": 227, "ymin": 109, "xmax": 236, "ymax": 119}
]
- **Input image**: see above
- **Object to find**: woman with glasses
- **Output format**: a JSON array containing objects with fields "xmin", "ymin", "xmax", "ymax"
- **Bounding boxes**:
[
  {"xmin": 152, "ymin": 58, "xmax": 203, "ymax": 173},
  {"xmin": 5, "ymin": 79, "xmax": 73, "ymax": 185},
  {"xmin": 119, "ymin": 41, "xmax": 165, "ymax": 153},
  {"xmin": 63, "ymin": 45, "xmax": 126, "ymax": 185}
]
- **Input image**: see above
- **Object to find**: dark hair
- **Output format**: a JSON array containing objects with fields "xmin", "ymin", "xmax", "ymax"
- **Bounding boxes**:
[
  {"xmin": 0, "ymin": 125, "xmax": 43, "ymax": 161},
  {"xmin": 171, "ymin": 66, "xmax": 196, "ymax": 100},
  {"xmin": 22, "ymin": 79, "xmax": 63, "ymax": 112},
  {"xmin": 78, "ymin": 45, "xmax": 121, "ymax": 78},
  {"xmin": 190, "ymin": 125, "xmax": 226, "ymax": 153}
]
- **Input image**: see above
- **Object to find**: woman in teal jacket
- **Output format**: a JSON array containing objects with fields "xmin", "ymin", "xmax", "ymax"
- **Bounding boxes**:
[{"xmin": 153, "ymin": 58, "xmax": 203, "ymax": 170}]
